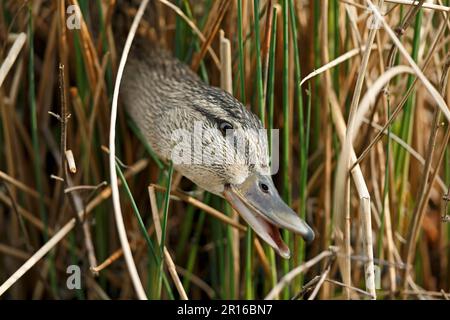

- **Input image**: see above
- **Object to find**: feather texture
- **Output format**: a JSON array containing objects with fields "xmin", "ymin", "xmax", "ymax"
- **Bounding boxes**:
[{"xmin": 121, "ymin": 39, "xmax": 270, "ymax": 195}]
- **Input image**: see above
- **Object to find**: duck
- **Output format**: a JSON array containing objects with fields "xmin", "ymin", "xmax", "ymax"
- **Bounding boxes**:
[{"xmin": 121, "ymin": 39, "xmax": 314, "ymax": 259}]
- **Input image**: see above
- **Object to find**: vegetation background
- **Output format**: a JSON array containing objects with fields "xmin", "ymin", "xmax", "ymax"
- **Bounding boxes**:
[{"xmin": 0, "ymin": 0, "xmax": 449, "ymax": 299}]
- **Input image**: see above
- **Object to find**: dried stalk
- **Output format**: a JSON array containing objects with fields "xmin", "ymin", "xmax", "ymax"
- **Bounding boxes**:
[
  {"xmin": 402, "ymin": 55, "xmax": 450, "ymax": 294},
  {"xmin": 108, "ymin": 0, "xmax": 149, "ymax": 300},
  {"xmin": 148, "ymin": 186, "xmax": 188, "ymax": 300},
  {"xmin": 384, "ymin": 0, "xmax": 450, "ymax": 12},
  {"xmin": 331, "ymin": 0, "xmax": 383, "ymax": 300},
  {"xmin": 219, "ymin": 29, "xmax": 240, "ymax": 296},
  {"xmin": 0, "ymin": 32, "xmax": 26, "ymax": 88},
  {"xmin": 0, "ymin": 159, "xmax": 149, "ymax": 297},
  {"xmin": 265, "ymin": 248, "xmax": 337, "ymax": 300}
]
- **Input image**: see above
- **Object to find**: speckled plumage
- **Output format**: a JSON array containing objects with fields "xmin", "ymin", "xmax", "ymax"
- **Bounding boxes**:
[{"xmin": 121, "ymin": 40, "xmax": 270, "ymax": 195}]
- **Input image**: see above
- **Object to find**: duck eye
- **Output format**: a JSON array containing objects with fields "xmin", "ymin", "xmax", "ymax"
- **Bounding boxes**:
[
  {"xmin": 260, "ymin": 183, "xmax": 269, "ymax": 193},
  {"xmin": 219, "ymin": 121, "xmax": 233, "ymax": 136}
]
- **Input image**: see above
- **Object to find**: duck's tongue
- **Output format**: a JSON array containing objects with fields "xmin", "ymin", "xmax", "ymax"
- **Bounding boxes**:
[
  {"xmin": 223, "ymin": 174, "xmax": 314, "ymax": 259},
  {"xmin": 224, "ymin": 187, "xmax": 290, "ymax": 258}
]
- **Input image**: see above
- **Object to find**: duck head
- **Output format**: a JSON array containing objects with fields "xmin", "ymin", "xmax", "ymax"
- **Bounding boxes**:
[
  {"xmin": 122, "ymin": 45, "xmax": 314, "ymax": 258},
  {"xmin": 167, "ymin": 85, "xmax": 315, "ymax": 259}
]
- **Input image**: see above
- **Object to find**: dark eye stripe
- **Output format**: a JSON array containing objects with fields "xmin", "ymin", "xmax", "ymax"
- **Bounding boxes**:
[{"xmin": 191, "ymin": 106, "xmax": 226, "ymax": 126}]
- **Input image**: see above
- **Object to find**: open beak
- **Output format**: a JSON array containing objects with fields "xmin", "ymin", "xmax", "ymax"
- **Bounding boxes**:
[{"xmin": 223, "ymin": 173, "xmax": 314, "ymax": 259}]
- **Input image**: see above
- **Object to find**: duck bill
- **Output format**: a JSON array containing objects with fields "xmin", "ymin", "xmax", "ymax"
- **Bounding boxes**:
[{"xmin": 223, "ymin": 174, "xmax": 314, "ymax": 259}]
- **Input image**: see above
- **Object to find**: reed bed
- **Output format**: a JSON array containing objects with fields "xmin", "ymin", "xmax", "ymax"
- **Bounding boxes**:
[{"xmin": 0, "ymin": 0, "xmax": 449, "ymax": 300}]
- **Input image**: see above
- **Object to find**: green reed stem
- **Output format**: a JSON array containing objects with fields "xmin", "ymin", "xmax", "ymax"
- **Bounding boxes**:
[
  {"xmin": 267, "ymin": 6, "xmax": 279, "ymax": 291},
  {"xmin": 282, "ymin": 0, "xmax": 291, "ymax": 300},
  {"xmin": 245, "ymin": 226, "xmax": 253, "ymax": 299},
  {"xmin": 29, "ymin": 5, "xmax": 57, "ymax": 296},
  {"xmin": 157, "ymin": 162, "xmax": 174, "ymax": 299},
  {"xmin": 395, "ymin": 11, "xmax": 423, "ymax": 178},
  {"xmin": 288, "ymin": 1, "xmax": 306, "ymax": 286},
  {"xmin": 253, "ymin": 0, "xmax": 265, "ymax": 124},
  {"xmin": 237, "ymin": 0, "xmax": 247, "ymax": 104},
  {"xmin": 127, "ymin": 118, "xmax": 164, "ymax": 169},
  {"xmin": 395, "ymin": 10, "xmax": 422, "ymax": 234},
  {"xmin": 182, "ymin": 211, "xmax": 206, "ymax": 293},
  {"xmin": 115, "ymin": 162, "xmax": 174, "ymax": 299}
]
